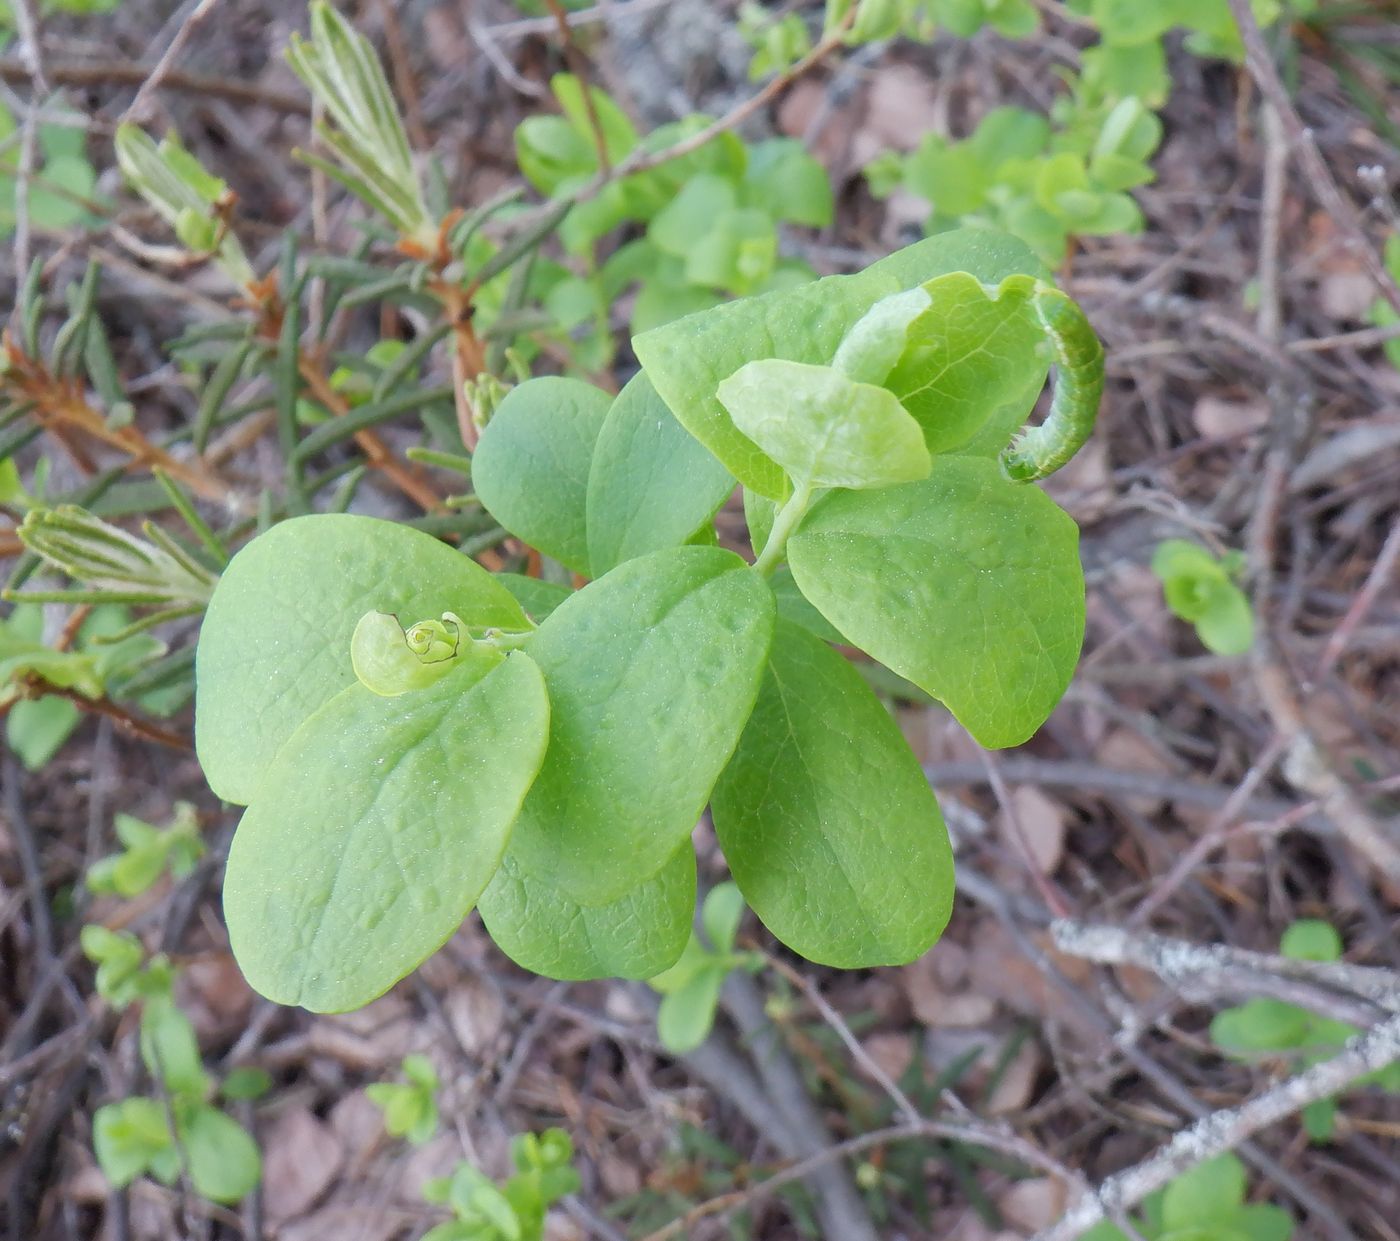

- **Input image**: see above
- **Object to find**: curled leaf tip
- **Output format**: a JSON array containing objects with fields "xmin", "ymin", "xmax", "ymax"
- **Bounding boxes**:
[{"xmin": 351, "ymin": 610, "xmax": 475, "ymax": 696}]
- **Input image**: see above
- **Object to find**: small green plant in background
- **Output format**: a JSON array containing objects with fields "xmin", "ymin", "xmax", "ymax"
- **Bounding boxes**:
[
  {"xmin": 86, "ymin": 802, "xmax": 204, "ymax": 897},
  {"xmin": 515, "ymin": 73, "xmax": 832, "ymax": 352},
  {"xmin": 0, "ymin": 602, "xmax": 184, "ymax": 769},
  {"xmin": 368, "ymin": 1053, "xmax": 440, "ymax": 1145},
  {"xmin": 1151, "ymin": 539, "xmax": 1255, "ymax": 656},
  {"xmin": 868, "ymin": 96, "xmax": 1161, "ymax": 266},
  {"xmin": 744, "ymin": 0, "xmax": 1041, "ymax": 75},
  {"xmin": 0, "ymin": 500, "xmax": 218, "ymax": 766},
  {"xmin": 1066, "ymin": 0, "xmax": 1312, "ymax": 108},
  {"xmin": 421, "ymin": 1129, "xmax": 581, "ymax": 1241},
  {"xmin": 1368, "ymin": 234, "xmax": 1400, "ymax": 369},
  {"xmin": 1078, "ymin": 1153, "xmax": 1294, "ymax": 1241},
  {"xmin": 648, "ymin": 883, "xmax": 763, "ymax": 1054},
  {"xmin": 0, "ymin": 3, "xmax": 108, "ymax": 234},
  {"xmin": 82, "ymin": 926, "xmax": 261, "ymax": 1204},
  {"xmin": 859, "ymin": 0, "xmax": 1309, "ymax": 263},
  {"xmin": 1210, "ymin": 920, "xmax": 1400, "ymax": 1142},
  {"xmin": 0, "ymin": 117, "xmax": 102, "ymax": 237}
]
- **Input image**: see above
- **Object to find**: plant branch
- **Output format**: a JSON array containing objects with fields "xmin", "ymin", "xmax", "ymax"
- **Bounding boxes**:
[
  {"xmin": 293, "ymin": 347, "xmax": 443, "ymax": 513},
  {"xmin": 2, "ymin": 341, "xmax": 231, "ymax": 502},
  {"xmin": 120, "ymin": 0, "xmax": 225, "ymax": 124},
  {"xmin": 0, "ymin": 57, "xmax": 309, "ymax": 115},
  {"xmin": 720, "ymin": 971, "xmax": 880, "ymax": 1241},
  {"xmin": 28, "ymin": 683, "xmax": 191, "ymax": 750},
  {"xmin": 1032, "ymin": 1011, "xmax": 1400, "ymax": 1241},
  {"xmin": 1051, "ymin": 920, "xmax": 1400, "ymax": 1026}
]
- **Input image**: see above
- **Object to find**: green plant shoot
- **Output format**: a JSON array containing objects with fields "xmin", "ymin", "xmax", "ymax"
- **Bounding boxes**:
[{"xmin": 194, "ymin": 228, "xmax": 1104, "ymax": 1013}]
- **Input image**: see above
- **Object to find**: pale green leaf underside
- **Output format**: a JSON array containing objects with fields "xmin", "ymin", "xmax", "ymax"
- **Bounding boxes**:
[
  {"xmin": 223, "ymin": 653, "xmax": 549, "ymax": 1012},
  {"xmin": 885, "ymin": 270, "xmax": 1049, "ymax": 457},
  {"xmin": 585, "ymin": 371, "xmax": 735, "ymax": 577},
  {"xmin": 788, "ymin": 457, "xmax": 1083, "ymax": 748},
  {"xmin": 471, "ymin": 376, "xmax": 612, "ymax": 575},
  {"xmin": 713, "ymin": 621, "xmax": 954, "ymax": 966},
  {"xmin": 633, "ymin": 228, "xmax": 1043, "ymax": 499},
  {"xmin": 478, "ymin": 844, "xmax": 695, "ymax": 980},
  {"xmin": 717, "ymin": 359, "xmax": 930, "ymax": 490},
  {"xmin": 503, "ymin": 546, "xmax": 775, "ymax": 904},
  {"xmin": 831, "ymin": 286, "xmax": 932, "ymax": 386},
  {"xmin": 196, "ymin": 514, "xmax": 525, "ymax": 805}
]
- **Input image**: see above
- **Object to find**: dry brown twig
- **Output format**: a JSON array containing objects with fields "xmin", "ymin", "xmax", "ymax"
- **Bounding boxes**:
[
  {"xmin": 119, "ymin": 0, "xmax": 225, "ymax": 124},
  {"xmin": 1227, "ymin": 29, "xmax": 1400, "ymax": 887},
  {"xmin": 1226, "ymin": 0, "xmax": 1400, "ymax": 318},
  {"xmin": 0, "ymin": 57, "xmax": 310, "ymax": 115}
]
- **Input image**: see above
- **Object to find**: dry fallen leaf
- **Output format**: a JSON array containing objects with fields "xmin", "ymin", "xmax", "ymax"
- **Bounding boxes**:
[
  {"xmin": 1318, "ymin": 269, "xmax": 1374, "ymax": 322},
  {"xmin": 1096, "ymin": 728, "xmax": 1177, "ymax": 815},
  {"xmin": 442, "ymin": 975, "xmax": 506, "ymax": 1057},
  {"xmin": 901, "ymin": 953, "xmax": 996, "ymax": 1028},
  {"xmin": 998, "ymin": 1177, "xmax": 1068, "ymax": 1231},
  {"xmin": 984, "ymin": 1038, "xmax": 1044, "ymax": 1116},
  {"xmin": 1191, "ymin": 394, "xmax": 1271, "ymax": 440},
  {"xmin": 599, "ymin": 1151, "xmax": 643, "ymax": 1197},
  {"xmin": 998, "ymin": 786, "xmax": 1067, "ymax": 877},
  {"xmin": 278, "ymin": 1205, "xmax": 403, "ymax": 1241},
  {"xmin": 1044, "ymin": 436, "xmax": 1111, "ymax": 523},
  {"xmin": 852, "ymin": 62, "xmax": 941, "ymax": 166},
  {"xmin": 401, "ymin": 1133, "xmax": 463, "ymax": 1205},
  {"xmin": 309, "ymin": 993, "xmax": 415, "ymax": 1071},
  {"xmin": 860, "ymin": 1031, "xmax": 915, "ymax": 1084},
  {"xmin": 262, "ymin": 1106, "xmax": 344, "ymax": 1223},
  {"xmin": 967, "ymin": 921, "xmax": 1098, "ymax": 1038},
  {"xmin": 328, "ymin": 1090, "xmax": 387, "ymax": 1171},
  {"xmin": 178, "ymin": 952, "xmax": 254, "ymax": 1041},
  {"xmin": 544, "ymin": 1212, "xmax": 586, "ymax": 1240}
]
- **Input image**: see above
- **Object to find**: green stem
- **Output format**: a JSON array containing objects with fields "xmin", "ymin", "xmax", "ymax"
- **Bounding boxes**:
[
  {"xmin": 480, "ymin": 628, "xmax": 536, "ymax": 651},
  {"xmin": 752, "ymin": 482, "xmax": 812, "ymax": 578}
]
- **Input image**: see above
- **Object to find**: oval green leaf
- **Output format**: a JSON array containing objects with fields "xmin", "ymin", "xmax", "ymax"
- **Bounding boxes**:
[
  {"xmin": 585, "ymin": 372, "xmax": 735, "ymax": 577},
  {"xmin": 471, "ymin": 376, "xmax": 612, "ymax": 575},
  {"xmin": 196, "ymin": 514, "xmax": 526, "ymax": 805},
  {"xmin": 787, "ymin": 457, "xmax": 1084, "ymax": 748},
  {"xmin": 178, "ymin": 1104, "xmax": 262, "ymax": 1204},
  {"xmin": 478, "ymin": 844, "xmax": 695, "ymax": 980},
  {"xmin": 223, "ymin": 652, "xmax": 549, "ymax": 1012},
  {"xmin": 712, "ymin": 621, "xmax": 954, "ymax": 966},
  {"xmin": 504, "ymin": 546, "xmax": 775, "ymax": 904}
]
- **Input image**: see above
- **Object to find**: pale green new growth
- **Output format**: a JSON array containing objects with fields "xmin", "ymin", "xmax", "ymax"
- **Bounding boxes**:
[
  {"xmin": 831, "ymin": 286, "xmax": 933, "ymax": 384},
  {"xmin": 285, "ymin": 0, "xmax": 436, "ymax": 248},
  {"xmin": 350, "ymin": 610, "xmax": 501, "ymax": 697},
  {"xmin": 717, "ymin": 359, "xmax": 931, "ymax": 491},
  {"xmin": 196, "ymin": 513, "xmax": 526, "ymax": 806},
  {"xmin": 114, "ymin": 125, "xmax": 255, "ymax": 286}
]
